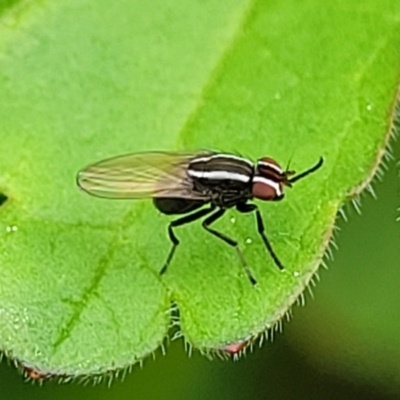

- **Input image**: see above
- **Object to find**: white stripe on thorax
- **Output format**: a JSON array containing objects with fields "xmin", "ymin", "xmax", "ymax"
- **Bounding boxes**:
[
  {"xmin": 257, "ymin": 160, "xmax": 282, "ymax": 174},
  {"xmin": 188, "ymin": 169, "xmax": 251, "ymax": 182},
  {"xmin": 252, "ymin": 176, "xmax": 282, "ymax": 196},
  {"xmin": 192, "ymin": 153, "xmax": 254, "ymax": 167}
]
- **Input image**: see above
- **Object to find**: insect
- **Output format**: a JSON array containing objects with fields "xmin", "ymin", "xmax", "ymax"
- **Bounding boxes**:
[{"xmin": 77, "ymin": 151, "xmax": 323, "ymax": 284}]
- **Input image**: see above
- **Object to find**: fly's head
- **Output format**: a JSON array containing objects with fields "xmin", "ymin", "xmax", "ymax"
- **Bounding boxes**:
[{"xmin": 252, "ymin": 156, "xmax": 324, "ymax": 202}]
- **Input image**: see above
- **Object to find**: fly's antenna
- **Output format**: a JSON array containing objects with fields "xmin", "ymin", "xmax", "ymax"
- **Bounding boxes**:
[
  {"xmin": 288, "ymin": 157, "xmax": 324, "ymax": 183},
  {"xmin": 285, "ymin": 150, "xmax": 296, "ymax": 173}
]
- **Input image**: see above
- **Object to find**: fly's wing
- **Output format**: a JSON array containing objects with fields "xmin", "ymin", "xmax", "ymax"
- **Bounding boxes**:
[{"xmin": 77, "ymin": 151, "xmax": 213, "ymax": 200}]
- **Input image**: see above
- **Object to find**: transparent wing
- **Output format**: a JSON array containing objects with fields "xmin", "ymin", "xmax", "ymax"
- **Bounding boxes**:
[{"xmin": 77, "ymin": 151, "xmax": 213, "ymax": 199}]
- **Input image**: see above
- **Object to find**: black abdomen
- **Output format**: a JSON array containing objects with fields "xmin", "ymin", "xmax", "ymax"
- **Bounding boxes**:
[{"xmin": 153, "ymin": 198, "xmax": 207, "ymax": 215}]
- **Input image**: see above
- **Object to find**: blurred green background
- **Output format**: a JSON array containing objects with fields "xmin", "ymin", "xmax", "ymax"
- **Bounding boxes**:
[{"xmin": 0, "ymin": 140, "xmax": 398, "ymax": 400}]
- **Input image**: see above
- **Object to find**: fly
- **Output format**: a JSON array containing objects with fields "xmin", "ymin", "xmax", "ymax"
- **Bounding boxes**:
[{"xmin": 77, "ymin": 151, "xmax": 323, "ymax": 284}]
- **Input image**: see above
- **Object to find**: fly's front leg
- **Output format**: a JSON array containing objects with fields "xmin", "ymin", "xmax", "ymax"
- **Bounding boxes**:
[
  {"xmin": 160, "ymin": 205, "xmax": 215, "ymax": 275},
  {"xmin": 202, "ymin": 208, "xmax": 257, "ymax": 285},
  {"xmin": 237, "ymin": 202, "xmax": 284, "ymax": 270}
]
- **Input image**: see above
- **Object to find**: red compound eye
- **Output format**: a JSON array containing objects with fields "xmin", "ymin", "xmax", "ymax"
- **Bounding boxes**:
[{"xmin": 252, "ymin": 179, "xmax": 280, "ymax": 200}]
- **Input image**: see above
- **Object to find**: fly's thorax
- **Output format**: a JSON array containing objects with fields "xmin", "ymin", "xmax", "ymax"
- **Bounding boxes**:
[
  {"xmin": 252, "ymin": 157, "xmax": 285, "ymax": 201},
  {"xmin": 187, "ymin": 153, "xmax": 254, "ymax": 207},
  {"xmin": 187, "ymin": 154, "xmax": 254, "ymax": 184}
]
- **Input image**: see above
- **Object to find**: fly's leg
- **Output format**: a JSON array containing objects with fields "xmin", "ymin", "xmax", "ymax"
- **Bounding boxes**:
[
  {"xmin": 160, "ymin": 205, "xmax": 215, "ymax": 275},
  {"xmin": 202, "ymin": 208, "xmax": 256, "ymax": 285},
  {"xmin": 237, "ymin": 203, "xmax": 284, "ymax": 270}
]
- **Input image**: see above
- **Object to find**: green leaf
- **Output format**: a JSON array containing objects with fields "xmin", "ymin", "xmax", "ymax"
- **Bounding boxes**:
[{"xmin": 0, "ymin": 0, "xmax": 399, "ymax": 377}]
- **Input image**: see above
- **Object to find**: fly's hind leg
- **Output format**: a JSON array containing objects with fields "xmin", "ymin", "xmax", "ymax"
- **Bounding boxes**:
[{"xmin": 159, "ymin": 205, "xmax": 215, "ymax": 275}]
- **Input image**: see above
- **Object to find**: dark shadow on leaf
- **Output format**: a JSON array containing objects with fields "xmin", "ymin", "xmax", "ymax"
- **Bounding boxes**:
[{"xmin": 0, "ymin": 193, "xmax": 8, "ymax": 207}]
